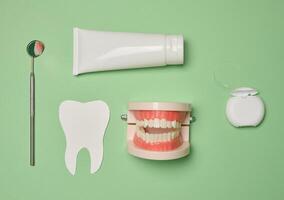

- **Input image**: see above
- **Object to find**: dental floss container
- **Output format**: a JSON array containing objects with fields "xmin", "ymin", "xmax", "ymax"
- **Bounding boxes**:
[{"xmin": 226, "ymin": 87, "xmax": 265, "ymax": 127}]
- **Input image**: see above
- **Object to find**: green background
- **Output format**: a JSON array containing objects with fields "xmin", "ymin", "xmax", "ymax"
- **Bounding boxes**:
[{"xmin": 1, "ymin": 0, "xmax": 283, "ymax": 199}]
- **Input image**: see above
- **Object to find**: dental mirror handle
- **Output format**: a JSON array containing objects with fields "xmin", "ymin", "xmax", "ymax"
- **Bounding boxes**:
[{"xmin": 30, "ymin": 58, "xmax": 35, "ymax": 166}]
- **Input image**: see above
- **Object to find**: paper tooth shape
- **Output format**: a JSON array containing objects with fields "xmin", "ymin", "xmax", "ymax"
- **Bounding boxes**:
[{"xmin": 59, "ymin": 100, "xmax": 110, "ymax": 175}]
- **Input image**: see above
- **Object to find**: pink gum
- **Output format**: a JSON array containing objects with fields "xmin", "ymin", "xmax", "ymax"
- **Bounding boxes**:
[{"xmin": 133, "ymin": 111, "xmax": 186, "ymax": 122}]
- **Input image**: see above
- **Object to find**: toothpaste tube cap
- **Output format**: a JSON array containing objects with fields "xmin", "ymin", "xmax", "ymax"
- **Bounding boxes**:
[{"xmin": 165, "ymin": 35, "xmax": 184, "ymax": 65}]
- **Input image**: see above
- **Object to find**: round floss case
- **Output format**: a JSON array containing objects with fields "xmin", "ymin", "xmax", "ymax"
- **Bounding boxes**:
[{"xmin": 226, "ymin": 87, "xmax": 265, "ymax": 127}]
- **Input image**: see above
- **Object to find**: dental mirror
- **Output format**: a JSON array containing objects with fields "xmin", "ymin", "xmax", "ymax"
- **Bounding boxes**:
[{"xmin": 26, "ymin": 40, "xmax": 44, "ymax": 166}]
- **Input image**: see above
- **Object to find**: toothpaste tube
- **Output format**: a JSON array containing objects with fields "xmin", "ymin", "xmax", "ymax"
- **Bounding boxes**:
[{"xmin": 73, "ymin": 28, "xmax": 184, "ymax": 75}]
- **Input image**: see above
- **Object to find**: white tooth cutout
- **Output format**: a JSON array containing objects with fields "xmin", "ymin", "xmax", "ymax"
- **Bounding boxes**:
[{"xmin": 59, "ymin": 100, "xmax": 110, "ymax": 175}]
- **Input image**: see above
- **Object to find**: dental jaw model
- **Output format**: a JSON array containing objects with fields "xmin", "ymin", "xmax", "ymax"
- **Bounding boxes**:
[
  {"xmin": 59, "ymin": 100, "xmax": 110, "ymax": 175},
  {"xmin": 123, "ymin": 102, "xmax": 192, "ymax": 160}
]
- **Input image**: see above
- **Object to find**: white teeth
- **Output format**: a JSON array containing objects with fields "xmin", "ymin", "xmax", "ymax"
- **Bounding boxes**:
[
  {"xmin": 167, "ymin": 121, "xmax": 171, "ymax": 128},
  {"xmin": 161, "ymin": 119, "xmax": 166, "ymax": 128},
  {"xmin": 171, "ymin": 121, "xmax": 182, "ymax": 128},
  {"xmin": 152, "ymin": 134, "xmax": 156, "ymax": 143},
  {"xmin": 145, "ymin": 133, "xmax": 149, "ymax": 143},
  {"xmin": 144, "ymin": 119, "xmax": 148, "ymax": 128},
  {"xmin": 167, "ymin": 133, "xmax": 171, "ymax": 141},
  {"xmin": 149, "ymin": 119, "xmax": 154, "ymax": 128},
  {"xmin": 171, "ymin": 132, "xmax": 174, "ymax": 140},
  {"xmin": 142, "ymin": 132, "xmax": 146, "ymax": 140},
  {"xmin": 172, "ymin": 120, "xmax": 177, "ymax": 128},
  {"xmin": 136, "ymin": 129, "xmax": 179, "ymax": 143},
  {"xmin": 172, "ymin": 132, "xmax": 176, "ymax": 139},
  {"xmin": 154, "ymin": 118, "xmax": 159, "ymax": 128},
  {"xmin": 177, "ymin": 122, "xmax": 181, "ymax": 128},
  {"xmin": 152, "ymin": 134, "xmax": 157, "ymax": 143},
  {"xmin": 162, "ymin": 133, "xmax": 167, "ymax": 142},
  {"xmin": 136, "ymin": 118, "xmax": 181, "ymax": 144},
  {"xmin": 136, "ymin": 119, "xmax": 183, "ymax": 129},
  {"xmin": 148, "ymin": 134, "xmax": 152, "ymax": 143},
  {"xmin": 136, "ymin": 120, "xmax": 142, "ymax": 126}
]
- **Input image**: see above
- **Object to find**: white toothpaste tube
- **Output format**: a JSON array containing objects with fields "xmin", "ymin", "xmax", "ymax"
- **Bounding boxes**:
[{"xmin": 73, "ymin": 28, "xmax": 184, "ymax": 75}]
